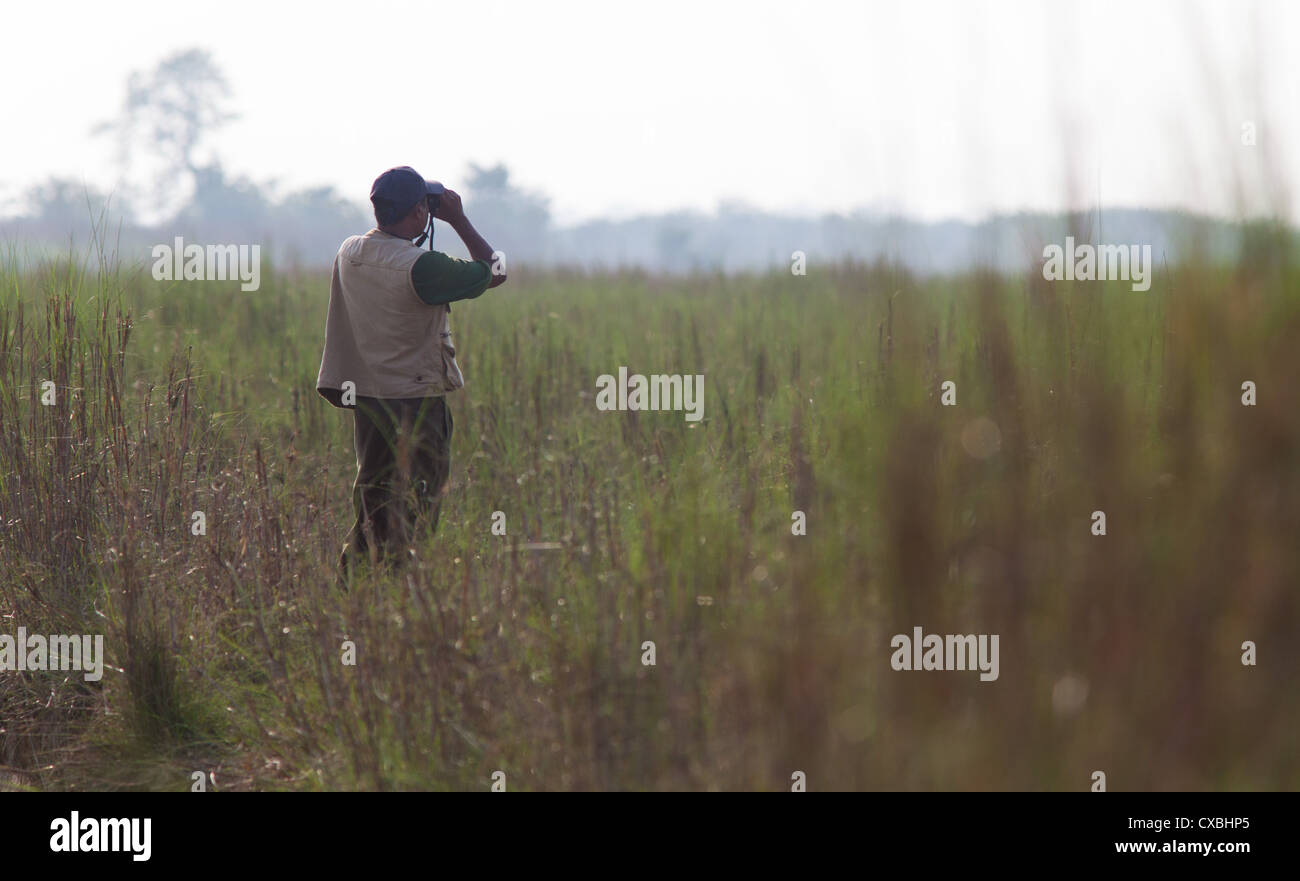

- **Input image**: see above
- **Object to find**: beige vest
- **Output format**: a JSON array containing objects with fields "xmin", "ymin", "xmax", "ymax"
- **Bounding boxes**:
[{"xmin": 316, "ymin": 229, "xmax": 465, "ymax": 400}]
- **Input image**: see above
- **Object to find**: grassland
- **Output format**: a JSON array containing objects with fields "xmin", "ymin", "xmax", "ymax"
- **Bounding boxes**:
[{"xmin": 1, "ymin": 222, "xmax": 1297, "ymax": 791}]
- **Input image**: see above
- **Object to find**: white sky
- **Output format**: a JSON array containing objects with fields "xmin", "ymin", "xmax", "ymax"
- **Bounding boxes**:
[{"xmin": 3, "ymin": 0, "xmax": 1296, "ymax": 225}]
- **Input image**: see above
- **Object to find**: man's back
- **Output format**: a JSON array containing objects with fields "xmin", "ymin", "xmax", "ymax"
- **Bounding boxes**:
[{"xmin": 318, "ymin": 229, "xmax": 481, "ymax": 402}]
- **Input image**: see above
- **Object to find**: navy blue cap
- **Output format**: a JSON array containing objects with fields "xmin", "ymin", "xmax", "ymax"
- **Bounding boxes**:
[{"xmin": 369, "ymin": 166, "xmax": 446, "ymax": 216}]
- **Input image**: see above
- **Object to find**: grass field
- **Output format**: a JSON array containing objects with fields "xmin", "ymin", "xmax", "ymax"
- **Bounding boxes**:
[{"xmin": 1, "ymin": 222, "xmax": 1297, "ymax": 791}]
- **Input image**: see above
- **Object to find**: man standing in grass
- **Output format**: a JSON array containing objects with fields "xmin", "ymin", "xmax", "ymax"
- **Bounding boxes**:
[{"xmin": 316, "ymin": 166, "xmax": 506, "ymax": 580}]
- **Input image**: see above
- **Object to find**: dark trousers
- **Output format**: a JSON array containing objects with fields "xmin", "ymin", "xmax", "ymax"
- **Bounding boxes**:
[{"xmin": 339, "ymin": 394, "xmax": 453, "ymax": 575}]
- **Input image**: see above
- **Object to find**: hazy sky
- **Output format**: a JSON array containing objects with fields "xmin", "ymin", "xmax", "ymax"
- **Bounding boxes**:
[{"xmin": 4, "ymin": 0, "xmax": 1296, "ymax": 225}]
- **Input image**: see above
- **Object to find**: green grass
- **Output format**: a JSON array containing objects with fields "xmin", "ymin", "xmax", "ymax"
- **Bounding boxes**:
[{"xmin": 1, "ymin": 231, "xmax": 1297, "ymax": 791}]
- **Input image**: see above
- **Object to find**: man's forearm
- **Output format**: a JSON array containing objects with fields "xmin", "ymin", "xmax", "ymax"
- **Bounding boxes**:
[
  {"xmin": 451, "ymin": 216, "xmax": 494, "ymax": 264},
  {"xmin": 451, "ymin": 215, "xmax": 506, "ymax": 288}
]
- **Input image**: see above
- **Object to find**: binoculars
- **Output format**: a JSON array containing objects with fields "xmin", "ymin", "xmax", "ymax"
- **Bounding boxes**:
[
  {"xmin": 426, "ymin": 181, "xmax": 446, "ymax": 216},
  {"xmin": 414, "ymin": 182, "xmax": 446, "ymax": 250}
]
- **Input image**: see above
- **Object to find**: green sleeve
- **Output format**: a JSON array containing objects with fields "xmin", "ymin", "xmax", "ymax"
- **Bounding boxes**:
[{"xmin": 410, "ymin": 251, "xmax": 493, "ymax": 306}]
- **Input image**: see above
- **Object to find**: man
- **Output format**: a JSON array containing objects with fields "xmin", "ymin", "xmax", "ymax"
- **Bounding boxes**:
[{"xmin": 316, "ymin": 165, "xmax": 506, "ymax": 580}]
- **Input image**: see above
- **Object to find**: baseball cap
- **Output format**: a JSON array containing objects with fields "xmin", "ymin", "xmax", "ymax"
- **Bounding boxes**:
[{"xmin": 369, "ymin": 166, "xmax": 446, "ymax": 216}]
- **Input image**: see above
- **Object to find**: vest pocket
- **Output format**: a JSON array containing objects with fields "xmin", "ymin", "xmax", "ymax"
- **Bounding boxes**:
[{"xmin": 440, "ymin": 332, "xmax": 465, "ymax": 390}]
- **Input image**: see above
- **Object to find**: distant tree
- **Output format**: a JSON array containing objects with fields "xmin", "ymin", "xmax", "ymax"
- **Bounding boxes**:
[
  {"xmin": 460, "ymin": 163, "xmax": 552, "ymax": 262},
  {"xmin": 270, "ymin": 185, "xmax": 371, "ymax": 266},
  {"xmin": 18, "ymin": 177, "xmax": 125, "ymax": 242},
  {"xmin": 466, "ymin": 163, "xmax": 511, "ymax": 194},
  {"xmin": 655, "ymin": 217, "xmax": 696, "ymax": 272},
  {"xmin": 93, "ymin": 48, "xmax": 236, "ymax": 218},
  {"xmin": 171, "ymin": 165, "xmax": 270, "ymax": 239}
]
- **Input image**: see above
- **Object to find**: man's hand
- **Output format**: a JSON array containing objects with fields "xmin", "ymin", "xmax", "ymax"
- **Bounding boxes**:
[
  {"xmin": 432, "ymin": 187, "xmax": 506, "ymax": 287},
  {"xmin": 432, "ymin": 188, "xmax": 466, "ymax": 226}
]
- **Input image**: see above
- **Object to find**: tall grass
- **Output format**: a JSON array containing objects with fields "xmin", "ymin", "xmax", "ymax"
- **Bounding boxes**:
[{"xmin": 1, "ymin": 222, "xmax": 1297, "ymax": 790}]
